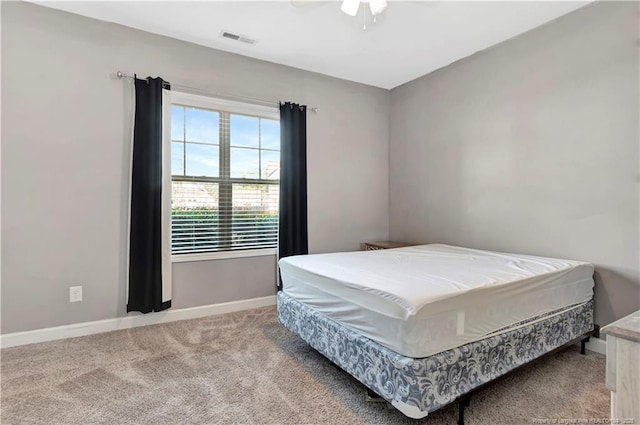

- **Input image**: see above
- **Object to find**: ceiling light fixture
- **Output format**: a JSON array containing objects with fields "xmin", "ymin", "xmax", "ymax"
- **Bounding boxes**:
[{"xmin": 341, "ymin": 0, "xmax": 388, "ymax": 30}]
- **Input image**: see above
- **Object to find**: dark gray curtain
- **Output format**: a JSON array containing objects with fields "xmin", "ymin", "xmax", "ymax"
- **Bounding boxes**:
[
  {"xmin": 278, "ymin": 102, "xmax": 308, "ymax": 290},
  {"xmin": 127, "ymin": 76, "xmax": 171, "ymax": 313}
]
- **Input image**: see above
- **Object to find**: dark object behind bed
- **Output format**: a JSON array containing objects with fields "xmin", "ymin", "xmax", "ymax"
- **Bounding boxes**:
[{"xmin": 278, "ymin": 102, "xmax": 309, "ymax": 289}]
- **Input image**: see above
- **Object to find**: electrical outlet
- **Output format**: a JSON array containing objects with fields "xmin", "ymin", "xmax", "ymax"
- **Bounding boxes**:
[{"xmin": 69, "ymin": 286, "xmax": 82, "ymax": 303}]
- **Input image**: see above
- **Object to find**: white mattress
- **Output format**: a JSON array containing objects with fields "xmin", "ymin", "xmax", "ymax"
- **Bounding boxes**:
[{"xmin": 279, "ymin": 244, "xmax": 594, "ymax": 358}]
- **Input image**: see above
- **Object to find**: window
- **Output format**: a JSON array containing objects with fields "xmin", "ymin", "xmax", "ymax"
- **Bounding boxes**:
[{"xmin": 168, "ymin": 92, "xmax": 280, "ymax": 259}]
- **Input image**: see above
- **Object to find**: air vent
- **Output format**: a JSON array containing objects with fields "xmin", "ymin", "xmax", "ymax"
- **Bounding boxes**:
[{"xmin": 220, "ymin": 31, "xmax": 256, "ymax": 45}]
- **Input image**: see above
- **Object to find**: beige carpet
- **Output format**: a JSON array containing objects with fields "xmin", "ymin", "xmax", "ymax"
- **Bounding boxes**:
[{"xmin": 1, "ymin": 306, "xmax": 608, "ymax": 425}]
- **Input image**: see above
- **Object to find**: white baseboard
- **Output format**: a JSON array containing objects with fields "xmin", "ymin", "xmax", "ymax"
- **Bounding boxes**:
[
  {"xmin": 575, "ymin": 336, "xmax": 607, "ymax": 355},
  {"xmin": 0, "ymin": 295, "xmax": 276, "ymax": 349}
]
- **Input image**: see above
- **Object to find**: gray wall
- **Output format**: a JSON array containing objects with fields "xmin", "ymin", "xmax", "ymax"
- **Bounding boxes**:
[
  {"xmin": 3, "ymin": 0, "xmax": 637, "ymax": 335},
  {"xmin": 1, "ymin": 2, "xmax": 390, "ymax": 333},
  {"xmin": 389, "ymin": 1, "xmax": 639, "ymax": 327}
]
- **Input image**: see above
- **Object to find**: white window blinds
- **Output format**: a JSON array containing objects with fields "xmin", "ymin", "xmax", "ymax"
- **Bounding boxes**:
[{"xmin": 169, "ymin": 95, "xmax": 280, "ymax": 255}]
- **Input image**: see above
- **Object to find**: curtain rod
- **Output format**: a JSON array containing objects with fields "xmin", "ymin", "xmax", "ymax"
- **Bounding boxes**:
[{"xmin": 116, "ymin": 71, "xmax": 318, "ymax": 113}]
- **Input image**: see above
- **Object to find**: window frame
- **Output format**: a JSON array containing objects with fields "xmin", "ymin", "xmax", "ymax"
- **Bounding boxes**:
[{"xmin": 165, "ymin": 91, "xmax": 280, "ymax": 263}]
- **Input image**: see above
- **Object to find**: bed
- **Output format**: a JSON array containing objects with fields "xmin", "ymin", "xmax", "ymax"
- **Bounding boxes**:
[{"xmin": 277, "ymin": 244, "xmax": 596, "ymax": 422}]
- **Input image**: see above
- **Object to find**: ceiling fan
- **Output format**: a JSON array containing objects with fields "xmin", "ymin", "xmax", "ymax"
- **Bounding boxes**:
[
  {"xmin": 340, "ymin": 0, "xmax": 388, "ymax": 17},
  {"xmin": 290, "ymin": 0, "xmax": 388, "ymax": 31},
  {"xmin": 341, "ymin": 0, "xmax": 388, "ymax": 30}
]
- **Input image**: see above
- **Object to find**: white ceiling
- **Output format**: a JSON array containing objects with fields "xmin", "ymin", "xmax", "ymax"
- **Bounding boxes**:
[{"xmin": 32, "ymin": 1, "xmax": 591, "ymax": 89}]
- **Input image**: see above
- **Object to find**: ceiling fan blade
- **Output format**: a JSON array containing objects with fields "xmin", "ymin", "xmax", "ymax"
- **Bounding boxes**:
[{"xmin": 341, "ymin": 0, "xmax": 360, "ymax": 16}]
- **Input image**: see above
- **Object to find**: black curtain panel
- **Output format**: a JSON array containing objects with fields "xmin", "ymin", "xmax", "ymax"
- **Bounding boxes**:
[
  {"xmin": 127, "ymin": 76, "xmax": 171, "ymax": 314},
  {"xmin": 278, "ymin": 102, "xmax": 308, "ymax": 289}
]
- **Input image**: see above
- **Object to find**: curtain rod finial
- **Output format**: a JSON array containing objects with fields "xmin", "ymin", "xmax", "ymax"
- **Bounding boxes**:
[{"xmin": 116, "ymin": 71, "xmax": 135, "ymax": 80}]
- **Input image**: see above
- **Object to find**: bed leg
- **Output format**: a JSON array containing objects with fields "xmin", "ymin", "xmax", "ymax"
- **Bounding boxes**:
[
  {"xmin": 580, "ymin": 336, "xmax": 590, "ymax": 355},
  {"xmin": 458, "ymin": 398, "xmax": 470, "ymax": 425}
]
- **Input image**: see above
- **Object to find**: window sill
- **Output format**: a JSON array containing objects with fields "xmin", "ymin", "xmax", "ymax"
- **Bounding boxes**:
[{"xmin": 172, "ymin": 248, "xmax": 277, "ymax": 263}]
